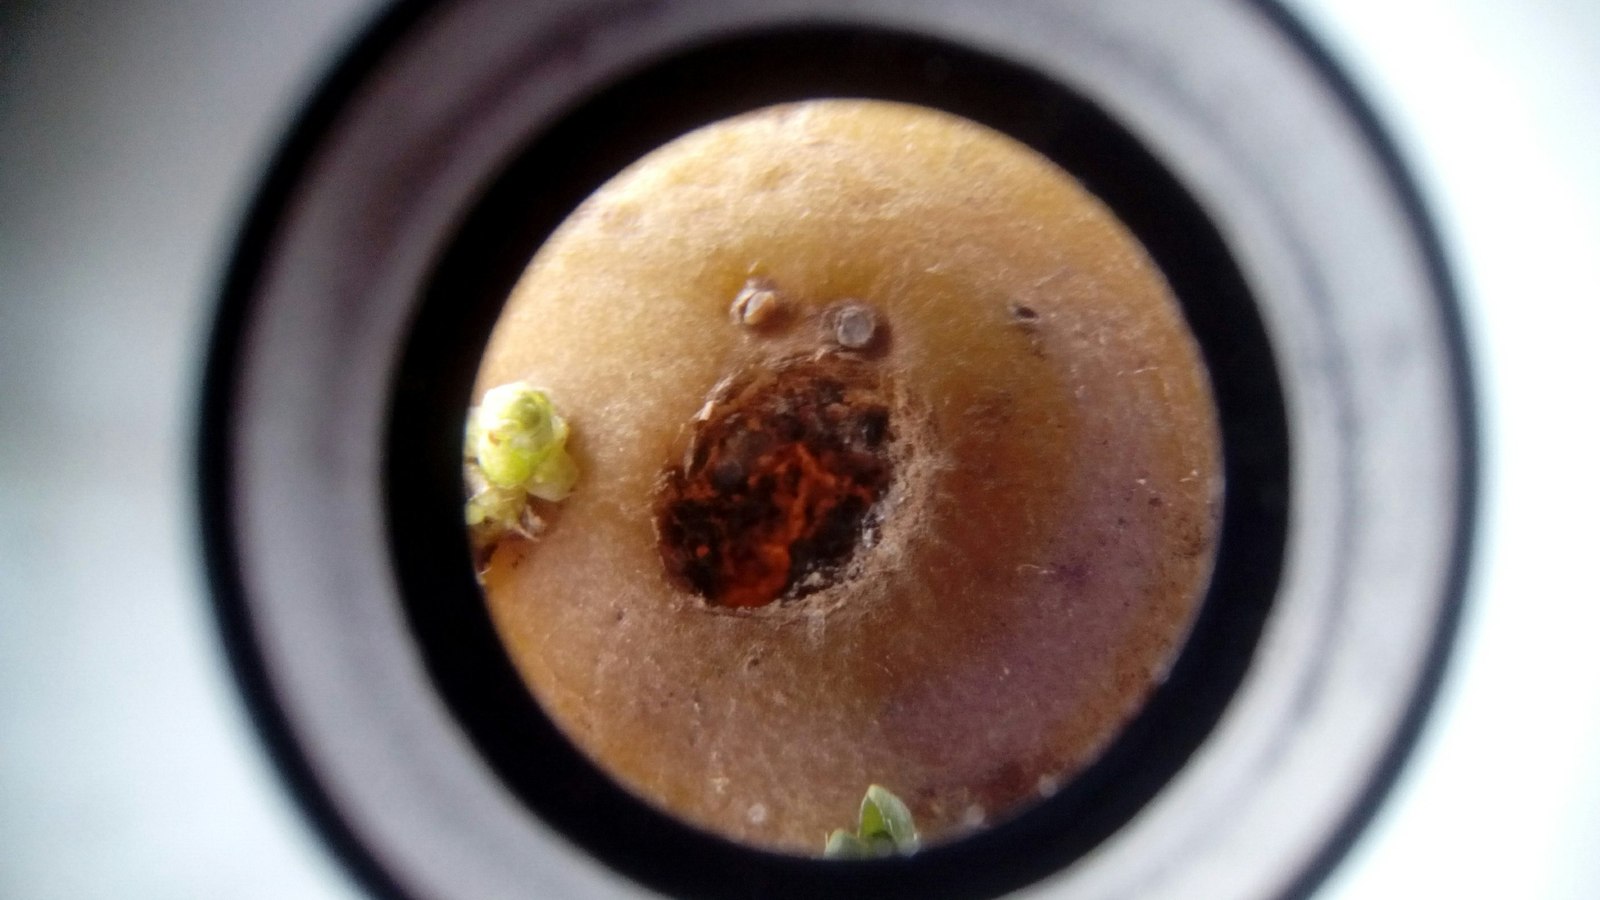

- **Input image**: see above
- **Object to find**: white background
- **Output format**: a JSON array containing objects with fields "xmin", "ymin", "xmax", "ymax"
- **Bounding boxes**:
[{"xmin": 1, "ymin": 2, "xmax": 1595, "ymax": 896}]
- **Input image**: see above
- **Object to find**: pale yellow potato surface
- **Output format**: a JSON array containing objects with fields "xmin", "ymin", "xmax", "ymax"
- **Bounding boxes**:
[{"xmin": 473, "ymin": 100, "xmax": 1221, "ymax": 853}]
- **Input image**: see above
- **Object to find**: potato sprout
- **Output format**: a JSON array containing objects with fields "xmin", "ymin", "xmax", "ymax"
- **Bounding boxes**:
[{"xmin": 464, "ymin": 382, "xmax": 578, "ymax": 541}]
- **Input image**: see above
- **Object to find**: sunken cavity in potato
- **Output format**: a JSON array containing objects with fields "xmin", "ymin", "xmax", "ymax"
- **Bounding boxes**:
[{"xmin": 470, "ymin": 99, "xmax": 1221, "ymax": 854}]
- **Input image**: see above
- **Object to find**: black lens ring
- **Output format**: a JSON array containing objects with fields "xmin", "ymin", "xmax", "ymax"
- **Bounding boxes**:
[{"xmin": 387, "ymin": 22, "xmax": 1286, "ymax": 900}]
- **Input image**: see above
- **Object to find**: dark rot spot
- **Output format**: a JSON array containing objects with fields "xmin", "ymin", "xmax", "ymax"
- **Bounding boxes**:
[{"xmin": 655, "ymin": 358, "xmax": 894, "ymax": 608}]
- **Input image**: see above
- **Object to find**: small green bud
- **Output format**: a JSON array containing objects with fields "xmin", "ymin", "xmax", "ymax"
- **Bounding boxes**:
[
  {"xmin": 858, "ymin": 784, "xmax": 919, "ymax": 852},
  {"xmin": 473, "ymin": 382, "xmax": 571, "ymax": 489},
  {"xmin": 463, "ymin": 382, "xmax": 578, "ymax": 542},
  {"xmin": 822, "ymin": 784, "xmax": 919, "ymax": 859}
]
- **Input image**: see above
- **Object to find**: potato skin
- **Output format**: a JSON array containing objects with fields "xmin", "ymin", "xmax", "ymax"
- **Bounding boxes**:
[{"xmin": 474, "ymin": 100, "xmax": 1221, "ymax": 852}]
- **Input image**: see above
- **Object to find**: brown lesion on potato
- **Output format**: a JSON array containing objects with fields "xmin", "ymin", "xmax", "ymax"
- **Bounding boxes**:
[{"xmin": 653, "ymin": 356, "xmax": 895, "ymax": 608}]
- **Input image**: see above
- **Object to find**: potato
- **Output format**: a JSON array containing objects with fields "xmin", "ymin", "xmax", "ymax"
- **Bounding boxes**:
[{"xmin": 471, "ymin": 100, "xmax": 1221, "ymax": 853}]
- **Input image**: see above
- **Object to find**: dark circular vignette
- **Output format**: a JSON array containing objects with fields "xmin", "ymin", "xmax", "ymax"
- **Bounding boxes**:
[
  {"xmin": 385, "ymin": 24, "xmax": 1287, "ymax": 900},
  {"xmin": 192, "ymin": 2, "xmax": 1480, "ymax": 899}
]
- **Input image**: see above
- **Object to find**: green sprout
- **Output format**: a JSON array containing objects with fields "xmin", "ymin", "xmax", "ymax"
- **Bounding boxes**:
[
  {"xmin": 464, "ymin": 382, "xmax": 578, "ymax": 541},
  {"xmin": 823, "ymin": 784, "xmax": 920, "ymax": 859}
]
